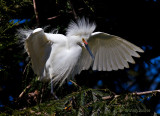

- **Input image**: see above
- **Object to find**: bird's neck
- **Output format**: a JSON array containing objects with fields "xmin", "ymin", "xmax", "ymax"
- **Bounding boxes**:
[{"xmin": 66, "ymin": 36, "xmax": 80, "ymax": 49}]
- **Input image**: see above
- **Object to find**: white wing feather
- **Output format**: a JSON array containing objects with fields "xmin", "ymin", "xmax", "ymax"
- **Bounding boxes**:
[
  {"xmin": 19, "ymin": 18, "xmax": 144, "ymax": 86},
  {"xmin": 24, "ymin": 28, "xmax": 52, "ymax": 80},
  {"xmin": 74, "ymin": 32, "xmax": 144, "ymax": 74},
  {"xmin": 20, "ymin": 28, "xmax": 82, "ymax": 85}
]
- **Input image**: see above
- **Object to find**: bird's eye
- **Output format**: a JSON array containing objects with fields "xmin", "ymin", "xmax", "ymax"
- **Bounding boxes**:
[{"xmin": 82, "ymin": 38, "xmax": 85, "ymax": 42}]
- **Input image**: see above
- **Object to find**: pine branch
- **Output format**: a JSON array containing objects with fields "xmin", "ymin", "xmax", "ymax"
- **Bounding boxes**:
[{"xmin": 102, "ymin": 89, "xmax": 160, "ymax": 100}]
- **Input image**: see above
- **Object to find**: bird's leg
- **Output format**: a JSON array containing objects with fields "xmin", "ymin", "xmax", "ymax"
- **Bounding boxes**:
[
  {"xmin": 50, "ymin": 81, "xmax": 59, "ymax": 100},
  {"xmin": 51, "ymin": 81, "xmax": 53, "ymax": 94}
]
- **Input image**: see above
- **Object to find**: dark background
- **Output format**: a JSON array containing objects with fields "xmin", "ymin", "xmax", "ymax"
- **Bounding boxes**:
[{"xmin": 0, "ymin": 0, "xmax": 160, "ymax": 114}]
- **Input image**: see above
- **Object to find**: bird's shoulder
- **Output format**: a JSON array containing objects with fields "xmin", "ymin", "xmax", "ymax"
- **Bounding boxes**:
[{"xmin": 45, "ymin": 33, "xmax": 67, "ymax": 43}]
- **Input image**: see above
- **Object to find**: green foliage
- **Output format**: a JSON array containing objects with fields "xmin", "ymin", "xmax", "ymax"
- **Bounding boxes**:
[
  {"xmin": 0, "ymin": 0, "xmax": 158, "ymax": 115},
  {"xmin": 0, "ymin": 0, "xmax": 32, "ymax": 70},
  {"xmin": 0, "ymin": 0, "xmax": 33, "ymax": 82},
  {"xmin": 4, "ymin": 87, "xmax": 152, "ymax": 115}
]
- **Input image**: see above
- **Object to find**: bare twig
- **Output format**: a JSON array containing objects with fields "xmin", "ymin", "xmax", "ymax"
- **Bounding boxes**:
[
  {"xmin": 82, "ymin": 0, "xmax": 94, "ymax": 12},
  {"xmin": 47, "ymin": 15, "xmax": 60, "ymax": 20},
  {"xmin": 23, "ymin": 61, "xmax": 31, "ymax": 75},
  {"xmin": 102, "ymin": 95, "xmax": 119, "ymax": 100},
  {"xmin": 19, "ymin": 84, "xmax": 31, "ymax": 98},
  {"xmin": 33, "ymin": 0, "xmax": 39, "ymax": 26},
  {"xmin": 132, "ymin": 90, "xmax": 160, "ymax": 96},
  {"xmin": 68, "ymin": 0, "xmax": 78, "ymax": 20},
  {"xmin": 47, "ymin": 8, "xmax": 84, "ymax": 20},
  {"xmin": 102, "ymin": 89, "xmax": 160, "ymax": 100},
  {"xmin": 69, "ymin": 80, "xmax": 81, "ymax": 90}
]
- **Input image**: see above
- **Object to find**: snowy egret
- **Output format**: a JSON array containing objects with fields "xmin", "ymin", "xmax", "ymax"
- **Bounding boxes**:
[{"xmin": 19, "ymin": 18, "xmax": 144, "ymax": 87}]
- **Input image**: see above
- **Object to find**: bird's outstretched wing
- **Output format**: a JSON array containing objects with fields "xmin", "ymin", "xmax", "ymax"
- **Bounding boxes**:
[
  {"xmin": 23, "ymin": 28, "xmax": 52, "ymax": 79},
  {"xmin": 74, "ymin": 32, "xmax": 144, "ymax": 74}
]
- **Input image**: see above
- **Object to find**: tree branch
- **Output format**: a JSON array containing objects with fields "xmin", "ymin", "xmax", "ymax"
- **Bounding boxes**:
[
  {"xmin": 18, "ymin": 84, "xmax": 31, "ymax": 98},
  {"xmin": 69, "ymin": 80, "xmax": 81, "ymax": 90},
  {"xmin": 68, "ymin": 0, "xmax": 78, "ymax": 20},
  {"xmin": 102, "ymin": 89, "xmax": 160, "ymax": 100},
  {"xmin": 47, "ymin": 15, "xmax": 60, "ymax": 20},
  {"xmin": 33, "ymin": 0, "xmax": 39, "ymax": 26},
  {"xmin": 47, "ymin": 8, "xmax": 84, "ymax": 20},
  {"xmin": 23, "ymin": 61, "xmax": 31, "ymax": 75}
]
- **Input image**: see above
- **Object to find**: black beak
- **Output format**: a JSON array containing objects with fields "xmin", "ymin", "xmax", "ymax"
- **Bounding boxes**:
[{"xmin": 85, "ymin": 44, "xmax": 95, "ymax": 60}]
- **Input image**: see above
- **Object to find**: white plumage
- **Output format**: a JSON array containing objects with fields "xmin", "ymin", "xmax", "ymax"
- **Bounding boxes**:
[{"xmin": 19, "ymin": 18, "xmax": 144, "ymax": 86}]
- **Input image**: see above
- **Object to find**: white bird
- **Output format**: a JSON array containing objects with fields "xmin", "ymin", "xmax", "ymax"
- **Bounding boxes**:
[{"xmin": 19, "ymin": 18, "xmax": 144, "ymax": 88}]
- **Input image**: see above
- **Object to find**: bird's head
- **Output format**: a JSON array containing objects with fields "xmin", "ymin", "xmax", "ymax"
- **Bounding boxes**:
[
  {"xmin": 66, "ymin": 18, "xmax": 96, "ymax": 60},
  {"xmin": 66, "ymin": 17, "xmax": 96, "ymax": 46}
]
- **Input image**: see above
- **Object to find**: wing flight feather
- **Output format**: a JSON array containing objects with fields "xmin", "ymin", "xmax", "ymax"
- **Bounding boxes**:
[{"xmin": 74, "ymin": 32, "xmax": 144, "ymax": 74}]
